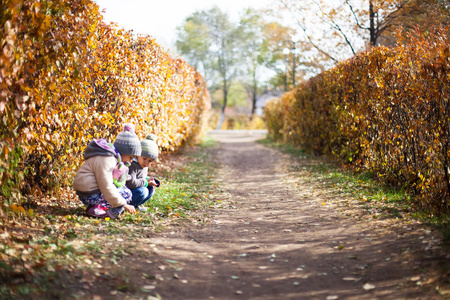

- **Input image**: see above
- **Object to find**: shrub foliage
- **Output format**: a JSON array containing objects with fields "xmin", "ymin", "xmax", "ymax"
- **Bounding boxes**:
[
  {"xmin": 265, "ymin": 26, "xmax": 450, "ymax": 214},
  {"xmin": 0, "ymin": 0, "xmax": 210, "ymax": 205}
]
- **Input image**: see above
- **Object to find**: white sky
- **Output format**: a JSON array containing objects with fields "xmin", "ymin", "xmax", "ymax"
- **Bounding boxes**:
[{"xmin": 94, "ymin": 0, "xmax": 277, "ymax": 52}]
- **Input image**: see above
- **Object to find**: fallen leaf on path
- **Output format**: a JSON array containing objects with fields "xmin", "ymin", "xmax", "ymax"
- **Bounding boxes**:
[
  {"xmin": 141, "ymin": 285, "xmax": 156, "ymax": 292},
  {"xmin": 326, "ymin": 296, "xmax": 338, "ymax": 300},
  {"xmin": 165, "ymin": 259, "xmax": 178, "ymax": 264},
  {"xmin": 363, "ymin": 283, "xmax": 375, "ymax": 290},
  {"xmin": 343, "ymin": 277, "xmax": 358, "ymax": 281}
]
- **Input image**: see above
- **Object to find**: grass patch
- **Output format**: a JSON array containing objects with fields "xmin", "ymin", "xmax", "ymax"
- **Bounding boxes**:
[
  {"xmin": 145, "ymin": 135, "xmax": 218, "ymax": 219},
  {"xmin": 258, "ymin": 137, "xmax": 435, "ymax": 222}
]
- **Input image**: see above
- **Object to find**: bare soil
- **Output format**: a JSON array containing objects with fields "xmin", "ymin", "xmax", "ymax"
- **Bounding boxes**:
[{"xmin": 66, "ymin": 130, "xmax": 450, "ymax": 300}]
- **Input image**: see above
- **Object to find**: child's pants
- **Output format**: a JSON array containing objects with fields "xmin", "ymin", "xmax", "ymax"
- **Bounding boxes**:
[
  {"xmin": 79, "ymin": 186, "xmax": 132, "ymax": 217},
  {"xmin": 129, "ymin": 186, "xmax": 155, "ymax": 207}
]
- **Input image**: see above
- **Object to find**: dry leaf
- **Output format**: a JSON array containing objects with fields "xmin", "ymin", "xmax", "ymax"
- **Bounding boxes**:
[{"xmin": 363, "ymin": 283, "xmax": 375, "ymax": 290}]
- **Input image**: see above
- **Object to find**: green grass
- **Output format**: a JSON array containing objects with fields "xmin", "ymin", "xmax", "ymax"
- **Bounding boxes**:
[{"xmin": 142, "ymin": 136, "xmax": 218, "ymax": 219}]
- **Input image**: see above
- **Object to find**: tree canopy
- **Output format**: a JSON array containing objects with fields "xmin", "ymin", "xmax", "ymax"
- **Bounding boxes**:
[{"xmin": 176, "ymin": 6, "xmax": 289, "ymax": 124}]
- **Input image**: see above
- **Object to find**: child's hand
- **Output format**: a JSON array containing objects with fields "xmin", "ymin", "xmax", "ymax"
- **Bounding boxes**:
[
  {"xmin": 124, "ymin": 204, "xmax": 136, "ymax": 214},
  {"xmin": 147, "ymin": 177, "xmax": 158, "ymax": 187}
]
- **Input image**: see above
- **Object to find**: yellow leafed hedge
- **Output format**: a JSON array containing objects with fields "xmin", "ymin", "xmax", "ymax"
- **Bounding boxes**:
[
  {"xmin": 0, "ymin": 0, "xmax": 210, "ymax": 204},
  {"xmin": 265, "ymin": 27, "xmax": 450, "ymax": 214}
]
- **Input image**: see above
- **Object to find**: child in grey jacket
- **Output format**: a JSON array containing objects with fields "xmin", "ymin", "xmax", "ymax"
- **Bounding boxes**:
[{"xmin": 126, "ymin": 134, "xmax": 160, "ymax": 212}]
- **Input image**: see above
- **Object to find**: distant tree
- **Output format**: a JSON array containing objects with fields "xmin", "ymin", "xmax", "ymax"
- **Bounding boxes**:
[
  {"xmin": 238, "ymin": 9, "xmax": 269, "ymax": 118},
  {"xmin": 176, "ymin": 6, "xmax": 243, "ymax": 129},
  {"xmin": 259, "ymin": 22, "xmax": 298, "ymax": 89},
  {"xmin": 176, "ymin": 13, "xmax": 213, "ymax": 83}
]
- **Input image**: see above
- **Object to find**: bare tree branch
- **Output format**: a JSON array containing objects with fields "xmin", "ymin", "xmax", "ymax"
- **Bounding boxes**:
[
  {"xmin": 279, "ymin": 0, "xmax": 337, "ymax": 61},
  {"xmin": 345, "ymin": 0, "xmax": 369, "ymax": 30},
  {"xmin": 311, "ymin": 0, "xmax": 356, "ymax": 55}
]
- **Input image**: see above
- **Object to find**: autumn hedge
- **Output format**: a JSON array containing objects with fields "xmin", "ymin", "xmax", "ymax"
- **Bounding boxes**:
[
  {"xmin": 265, "ymin": 27, "xmax": 450, "ymax": 214},
  {"xmin": 0, "ymin": 0, "xmax": 210, "ymax": 205}
]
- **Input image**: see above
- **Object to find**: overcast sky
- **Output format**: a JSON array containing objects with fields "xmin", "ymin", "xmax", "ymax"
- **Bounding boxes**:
[{"xmin": 94, "ymin": 0, "xmax": 276, "ymax": 52}]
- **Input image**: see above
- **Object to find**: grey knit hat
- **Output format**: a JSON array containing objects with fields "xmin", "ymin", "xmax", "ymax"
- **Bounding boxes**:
[
  {"xmin": 141, "ymin": 134, "xmax": 159, "ymax": 160},
  {"xmin": 113, "ymin": 123, "xmax": 142, "ymax": 156}
]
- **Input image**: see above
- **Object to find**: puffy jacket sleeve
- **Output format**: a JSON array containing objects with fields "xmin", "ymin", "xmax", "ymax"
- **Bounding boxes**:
[{"xmin": 93, "ymin": 156, "xmax": 127, "ymax": 207}]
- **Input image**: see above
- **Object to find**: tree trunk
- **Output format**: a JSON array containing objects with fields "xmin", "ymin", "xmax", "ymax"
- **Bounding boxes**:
[
  {"xmin": 250, "ymin": 72, "xmax": 257, "ymax": 119},
  {"xmin": 216, "ymin": 112, "xmax": 225, "ymax": 130},
  {"xmin": 369, "ymin": 0, "xmax": 376, "ymax": 47},
  {"xmin": 216, "ymin": 77, "xmax": 228, "ymax": 130}
]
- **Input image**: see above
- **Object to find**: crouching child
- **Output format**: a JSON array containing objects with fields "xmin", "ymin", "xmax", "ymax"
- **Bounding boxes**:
[{"xmin": 126, "ymin": 134, "xmax": 161, "ymax": 212}]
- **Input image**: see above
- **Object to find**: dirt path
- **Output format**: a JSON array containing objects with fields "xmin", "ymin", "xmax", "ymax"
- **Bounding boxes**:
[{"xmin": 130, "ymin": 130, "xmax": 448, "ymax": 300}]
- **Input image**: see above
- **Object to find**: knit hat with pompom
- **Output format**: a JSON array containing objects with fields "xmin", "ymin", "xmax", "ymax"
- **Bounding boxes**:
[
  {"xmin": 113, "ymin": 123, "xmax": 142, "ymax": 156},
  {"xmin": 140, "ymin": 134, "xmax": 159, "ymax": 160}
]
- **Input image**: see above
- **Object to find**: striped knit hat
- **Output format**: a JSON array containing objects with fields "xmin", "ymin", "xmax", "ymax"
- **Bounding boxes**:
[
  {"xmin": 141, "ymin": 134, "xmax": 159, "ymax": 160},
  {"xmin": 113, "ymin": 123, "xmax": 142, "ymax": 156}
]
